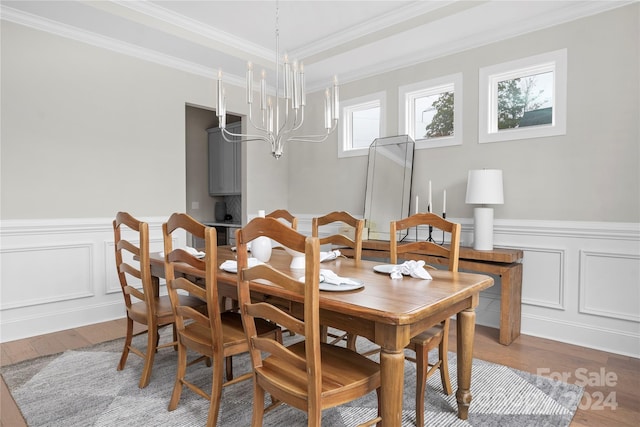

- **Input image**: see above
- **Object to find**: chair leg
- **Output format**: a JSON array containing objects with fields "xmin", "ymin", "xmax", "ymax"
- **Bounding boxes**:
[
  {"xmin": 225, "ymin": 356, "xmax": 233, "ymax": 382},
  {"xmin": 414, "ymin": 344, "xmax": 428, "ymax": 427},
  {"xmin": 139, "ymin": 320, "xmax": 158, "ymax": 388},
  {"xmin": 117, "ymin": 316, "xmax": 134, "ymax": 371},
  {"xmin": 172, "ymin": 323, "xmax": 178, "ymax": 351},
  {"xmin": 168, "ymin": 342, "xmax": 187, "ymax": 411},
  {"xmin": 251, "ymin": 381, "xmax": 265, "ymax": 427},
  {"xmin": 439, "ymin": 323, "xmax": 452, "ymax": 395},
  {"xmin": 346, "ymin": 333, "xmax": 357, "ymax": 351},
  {"xmin": 206, "ymin": 355, "xmax": 224, "ymax": 427},
  {"xmin": 308, "ymin": 396, "xmax": 322, "ymax": 427},
  {"xmin": 320, "ymin": 325, "xmax": 329, "ymax": 343}
]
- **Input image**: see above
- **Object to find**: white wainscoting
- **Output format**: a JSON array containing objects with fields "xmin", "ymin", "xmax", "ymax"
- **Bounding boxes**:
[
  {"xmin": 1, "ymin": 217, "xmax": 639, "ymax": 358},
  {"xmin": 0, "ymin": 217, "xmax": 186, "ymax": 343}
]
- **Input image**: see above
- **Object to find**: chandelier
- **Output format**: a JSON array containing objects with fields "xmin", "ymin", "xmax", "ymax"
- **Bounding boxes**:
[{"xmin": 215, "ymin": 2, "xmax": 339, "ymax": 159}]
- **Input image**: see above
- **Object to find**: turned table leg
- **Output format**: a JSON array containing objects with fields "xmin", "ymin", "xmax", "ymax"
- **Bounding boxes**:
[
  {"xmin": 456, "ymin": 307, "xmax": 476, "ymax": 419},
  {"xmin": 379, "ymin": 347, "xmax": 405, "ymax": 427}
]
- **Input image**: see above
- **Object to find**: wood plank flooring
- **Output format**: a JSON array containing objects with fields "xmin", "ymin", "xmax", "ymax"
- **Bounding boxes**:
[{"xmin": 1, "ymin": 320, "xmax": 638, "ymax": 426}]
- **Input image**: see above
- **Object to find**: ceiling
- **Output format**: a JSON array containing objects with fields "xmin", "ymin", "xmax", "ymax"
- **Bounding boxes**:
[{"xmin": 1, "ymin": 0, "xmax": 631, "ymax": 91}]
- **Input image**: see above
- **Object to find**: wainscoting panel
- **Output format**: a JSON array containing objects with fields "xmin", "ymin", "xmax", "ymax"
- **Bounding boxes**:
[
  {"xmin": 579, "ymin": 250, "xmax": 640, "ymax": 322},
  {"xmin": 0, "ymin": 243, "xmax": 94, "ymax": 310},
  {"xmin": 520, "ymin": 247, "xmax": 565, "ymax": 310},
  {"xmin": 1, "ymin": 217, "xmax": 639, "ymax": 357}
]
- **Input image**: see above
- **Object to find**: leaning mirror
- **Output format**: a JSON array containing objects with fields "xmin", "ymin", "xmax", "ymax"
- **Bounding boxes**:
[{"xmin": 364, "ymin": 135, "xmax": 415, "ymax": 240}]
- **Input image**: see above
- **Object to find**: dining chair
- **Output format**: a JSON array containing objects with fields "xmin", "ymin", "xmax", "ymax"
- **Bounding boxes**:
[
  {"xmin": 390, "ymin": 212, "xmax": 460, "ymax": 427},
  {"xmin": 312, "ymin": 210, "xmax": 363, "ymax": 262},
  {"xmin": 312, "ymin": 211, "xmax": 364, "ymax": 350},
  {"xmin": 163, "ymin": 213, "xmax": 281, "ymax": 427},
  {"xmin": 113, "ymin": 211, "xmax": 206, "ymax": 388},
  {"xmin": 266, "ymin": 209, "xmax": 298, "ymax": 230},
  {"xmin": 236, "ymin": 217, "xmax": 381, "ymax": 427}
]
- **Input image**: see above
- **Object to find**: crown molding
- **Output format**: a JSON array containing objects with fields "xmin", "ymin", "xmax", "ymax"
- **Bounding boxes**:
[
  {"xmin": 2, "ymin": 1, "xmax": 634, "ymax": 93},
  {"xmin": 112, "ymin": 0, "xmax": 273, "ymax": 63}
]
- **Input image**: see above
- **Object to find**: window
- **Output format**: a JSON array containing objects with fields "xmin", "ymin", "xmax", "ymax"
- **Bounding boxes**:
[
  {"xmin": 479, "ymin": 49, "xmax": 567, "ymax": 143},
  {"xmin": 339, "ymin": 91, "xmax": 386, "ymax": 158},
  {"xmin": 399, "ymin": 73, "xmax": 463, "ymax": 149}
]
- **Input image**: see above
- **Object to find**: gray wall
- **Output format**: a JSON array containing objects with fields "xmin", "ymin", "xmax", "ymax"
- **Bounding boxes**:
[
  {"xmin": 0, "ymin": 21, "xmax": 288, "ymax": 222},
  {"xmin": 287, "ymin": 4, "xmax": 639, "ymax": 223},
  {"xmin": 1, "ymin": 4, "xmax": 638, "ymax": 224}
]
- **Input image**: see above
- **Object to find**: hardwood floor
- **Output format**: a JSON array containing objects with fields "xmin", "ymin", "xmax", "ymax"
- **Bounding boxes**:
[{"xmin": 1, "ymin": 320, "xmax": 638, "ymax": 426}]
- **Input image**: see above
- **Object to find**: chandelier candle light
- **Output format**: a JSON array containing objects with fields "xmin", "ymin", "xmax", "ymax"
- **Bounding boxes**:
[{"xmin": 216, "ymin": 4, "xmax": 339, "ymax": 159}]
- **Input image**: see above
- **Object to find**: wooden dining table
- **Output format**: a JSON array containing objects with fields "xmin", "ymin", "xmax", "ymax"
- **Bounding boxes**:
[{"xmin": 148, "ymin": 246, "xmax": 494, "ymax": 427}]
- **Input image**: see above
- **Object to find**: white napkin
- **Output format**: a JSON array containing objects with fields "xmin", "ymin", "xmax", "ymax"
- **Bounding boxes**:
[
  {"xmin": 159, "ymin": 246, "xmax": 205, "ymax": 258},
  {"xmin": 219, "ymin": 258, "xmax": 263, "ymax": 271},
  {"xmin": 319, "ymin": 269, "xmax": 361, "ymax": 286},
  {"xmin": 320, "ymin": 250, "xmax": 341, "ymax": 262},
  {"xmin": 390, "ymin": 260, "xmax": 432, "ymax": 280}
]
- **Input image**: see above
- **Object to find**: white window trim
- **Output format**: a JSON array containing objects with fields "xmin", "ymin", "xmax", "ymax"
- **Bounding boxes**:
[
  {"xmin": 338, "ymin": 91, "xmax": 386, "ymax": 158},
  {"xmin": 479, "ymin": 48, "xmax": 567, "ymax": 144},
  {"xmin": 399, "ymin": 73, "xmax": 463, "ymax": 150}
]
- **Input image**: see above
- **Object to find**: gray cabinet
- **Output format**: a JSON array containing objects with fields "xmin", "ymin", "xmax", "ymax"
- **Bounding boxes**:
[{"xmin": 208, "ymin": 122, "xmax": 241, "ymax": 195}]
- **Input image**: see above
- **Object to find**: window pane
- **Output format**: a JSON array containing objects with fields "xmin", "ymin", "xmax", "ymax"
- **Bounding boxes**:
[
  {"xmin": 352, "ymin": 106, "xmax": 380, "ymax": 149},
  {"xmin": 414, "ymin": 92, "xmax": 454, "ymax": 139},
  {"xmin": 497, "ymin": 71, "xmax": 553, "ymax": 130}
]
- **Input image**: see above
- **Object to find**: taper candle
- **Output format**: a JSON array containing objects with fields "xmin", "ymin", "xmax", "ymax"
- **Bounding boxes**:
[
  {"xmin": 443, "ymin": 190, "xmax": 447, "ymax": 214},
  {"xmin": 428, "ymin": 181, "xmax": 432, "ymax": 213}
]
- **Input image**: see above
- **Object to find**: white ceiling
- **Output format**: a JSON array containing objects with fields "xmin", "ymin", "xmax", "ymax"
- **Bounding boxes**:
[{"xmin": 1, "ymin": 0, "xmax": 631, "ymax": 91}]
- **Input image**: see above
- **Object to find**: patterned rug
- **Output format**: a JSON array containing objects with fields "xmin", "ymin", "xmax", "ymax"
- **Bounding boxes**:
[{"xmin": 1, "ymin": 330, "xmax": 583, "ymax": 426}]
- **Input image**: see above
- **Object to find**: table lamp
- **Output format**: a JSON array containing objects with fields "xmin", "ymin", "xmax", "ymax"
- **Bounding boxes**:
[{"xmin": 465, "ymin": 169, "xmax": 504, "ymax": 250}]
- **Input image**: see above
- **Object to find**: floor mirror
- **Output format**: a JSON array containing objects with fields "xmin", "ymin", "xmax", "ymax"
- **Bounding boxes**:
[{"xmin": 364, "ymin": 135, "xmax": 415, "ymax": 241}]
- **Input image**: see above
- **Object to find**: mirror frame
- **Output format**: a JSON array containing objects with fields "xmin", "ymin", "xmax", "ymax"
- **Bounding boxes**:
[{"xmin": 363, "ymin": 135, "xmax": 415, "ymax": 241}]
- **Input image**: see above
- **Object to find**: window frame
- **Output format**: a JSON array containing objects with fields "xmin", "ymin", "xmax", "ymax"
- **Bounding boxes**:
[
  {"xmin": 338, "ymin": 91, "xmax": 386, "ymax": 158},
  {"xmin": 479, "ymin": 48, "xmax": 567, "ymax": 144},
  {"xmin": 399, "ymin": 73, "xmax": 463, "ymax": 150}
]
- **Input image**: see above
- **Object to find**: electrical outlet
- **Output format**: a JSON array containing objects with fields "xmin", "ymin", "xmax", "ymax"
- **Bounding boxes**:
[{"xmin": 191, "ymin": 201, "xmax": 199, "ymax": 210}]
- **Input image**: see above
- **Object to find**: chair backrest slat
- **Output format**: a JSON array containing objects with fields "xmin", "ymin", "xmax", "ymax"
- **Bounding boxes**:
[
  {"xmin": 266, "ymin": 209, "xmax": 298, "ymax": 230},
  {"xmin": 311, "ymin": 211, "xmax": 364, "ymax": 262},
  {"xmin": 390, "ymin": 212, "xmax": 461, "ymax": 272}
]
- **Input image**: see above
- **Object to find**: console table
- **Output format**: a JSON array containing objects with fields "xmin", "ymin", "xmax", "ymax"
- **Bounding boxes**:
[{"xmin": 341, "ymin": 240, "xmax": 523, "ymax": 345}]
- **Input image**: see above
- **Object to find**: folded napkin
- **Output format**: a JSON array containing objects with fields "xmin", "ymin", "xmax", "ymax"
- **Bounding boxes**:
[
  {"xmin": 219, "ymin": 258, "xmax": 263, "ymax": 271},
  {"xmin": 159, "ymin": 246, "xmax": 205, "ymax": 259},
  {"xmin": 320, "ymin": 250, "xmax": 341, "ymax": 262},
  {"xmin": 319, "ymin": 269, "xmax": 361, "ymax": 286},
  {"xmin": 390, "ymin": 260, "xmax": 432, "ymax": 280}
]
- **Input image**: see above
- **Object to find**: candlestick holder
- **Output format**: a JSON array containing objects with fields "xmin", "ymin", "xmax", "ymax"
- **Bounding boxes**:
[
  {"xmin": 426, "ymin": 205, "xmax": 435, "ymax": 242},
  {"xmin": 440, "ymin": 212, "xmax": 447, "ymax": 245},
  {"xmin": 426, "ymin": 225, "xmax": 434, "ymax": 242}
]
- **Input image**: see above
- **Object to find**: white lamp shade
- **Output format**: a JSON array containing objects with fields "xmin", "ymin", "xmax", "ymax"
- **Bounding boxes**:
[{"xmin": 465, "ymin": 169, "xmax": 504, "ymax": 205}]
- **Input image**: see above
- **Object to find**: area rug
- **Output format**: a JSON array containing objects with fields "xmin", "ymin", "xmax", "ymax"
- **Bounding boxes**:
[{"xmin": 1, "ymin": 330, "xmax": 583, "ymax": 427}]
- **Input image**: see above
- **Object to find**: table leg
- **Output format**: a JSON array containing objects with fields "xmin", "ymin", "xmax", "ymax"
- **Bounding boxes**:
[
  {"xmin": 456, "ymin": 308, "xmax": 475, "ymax": 419},
  {"xmin": 379, "ymin": 348, "xmax": 405, "ymax": 427},
  {"xmin": 499, "ymin": 263, "xmax": 522, "ymax": 345}
]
